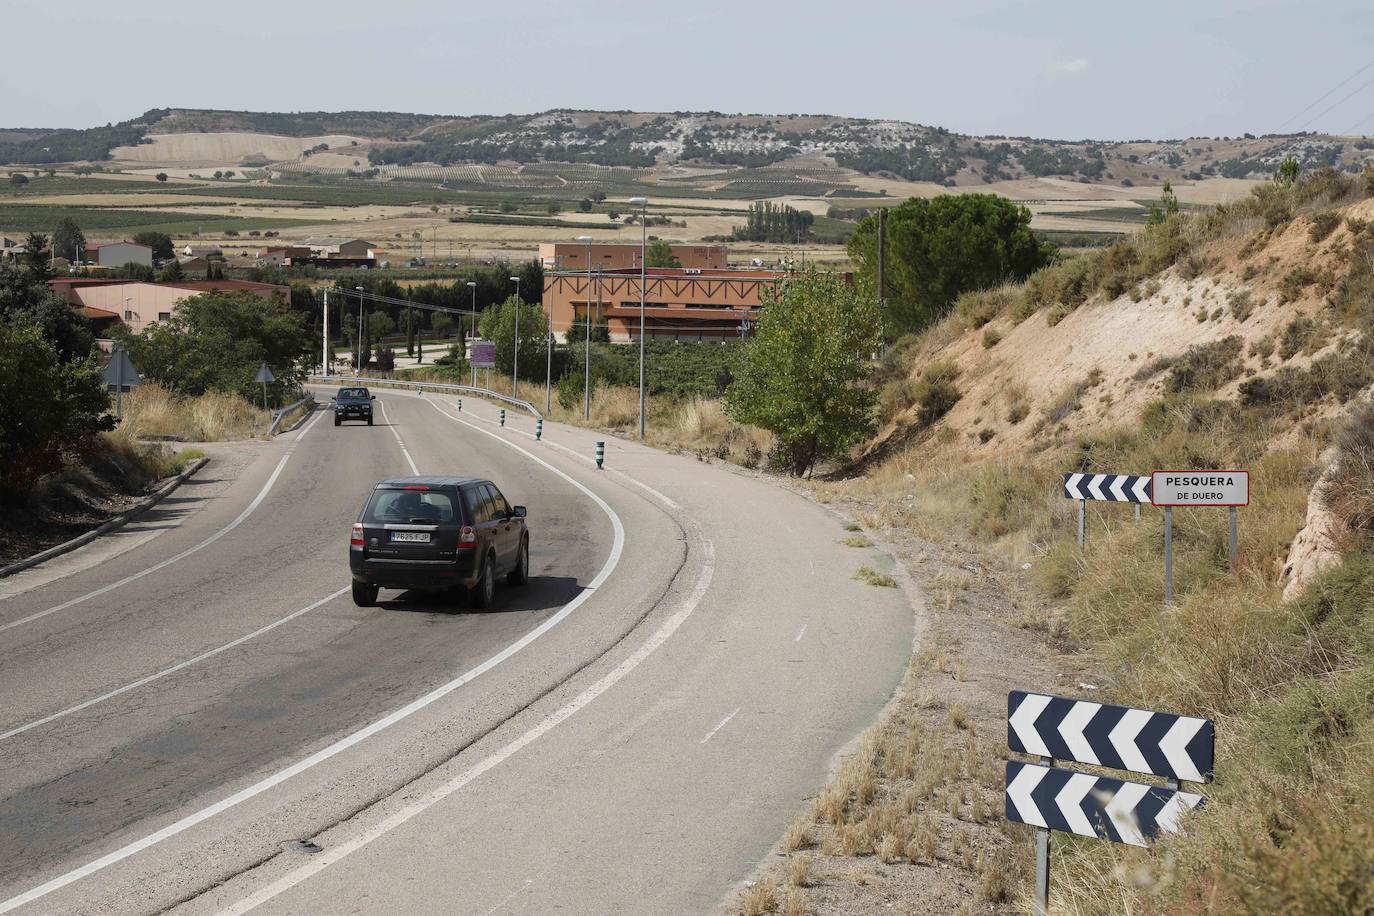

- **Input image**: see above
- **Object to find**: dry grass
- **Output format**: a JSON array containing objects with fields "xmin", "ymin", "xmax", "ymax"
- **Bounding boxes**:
[
  {"xmin": 839, "ymin": 535, "xmax": 873, "ymax": 548},
  {"xmin": 852, "ymin": 566, "xmax": 898, "ymax": 588},
  {"xmin": 117, "ymin": 383, "xmax": 270, "ymax": 441}
]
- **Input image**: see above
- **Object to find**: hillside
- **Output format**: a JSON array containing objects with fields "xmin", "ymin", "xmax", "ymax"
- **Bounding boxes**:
[{"xmin": 4, "ymin": 107, "xmax": 1372, "ymax": 192}]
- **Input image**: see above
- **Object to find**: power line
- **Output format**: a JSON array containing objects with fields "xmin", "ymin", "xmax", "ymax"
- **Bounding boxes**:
[
  {"xmin": 1297, "ymin": 72, "xmax": 1374, "ymax": 133},
  {"xmin": 1276, "ymin": 58, "xmax": 1374, "ymax": 131}
]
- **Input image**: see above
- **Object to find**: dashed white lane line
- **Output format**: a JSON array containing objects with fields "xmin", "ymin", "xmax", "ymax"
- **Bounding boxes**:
[
  {"xmin": 378, "ymin": 397, "xmax": 419, "ymax": 475},
  {"xmin": 0, "ymin": 588, "xmax": 348, "ymax": 743},
  {"xmin": 794, "ymin": 623, "xmax": 808, "ymax": 642},
  {"xmin": 0, "ymin": 409, "xmax": 327, "ymax": 637},
  {"xmin": 217, "ymin": 538, "xmax": 713, "ymax": 914},
  {"xmin": 0, "ymin": 400, "xmax": 628, "ymax": 915},
  {"xmin": 698, "ymin": 706, "xmax": 740, "ymax": 745},
  {"xmin": 477, "ymin": 879, "xmax": 534, "ymax": 916}
]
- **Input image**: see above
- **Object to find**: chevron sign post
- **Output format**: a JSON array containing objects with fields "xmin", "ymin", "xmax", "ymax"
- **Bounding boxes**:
[
  {"xmin": 1062, "ymin": 473, "xmax": 1152, "ymax": 547},
  {"xmin": 1006, "ymin": 690, "xmax": 1213, "ymax": 915}
]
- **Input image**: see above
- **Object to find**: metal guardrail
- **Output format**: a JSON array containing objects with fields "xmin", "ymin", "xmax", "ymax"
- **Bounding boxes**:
[
  {"xmin": 309, "ymin": 375, "xmax": 542, "ymax": 419},
  {"xmin": 268, "ymin": 395, "xmax": 315, "ymax": 436}
]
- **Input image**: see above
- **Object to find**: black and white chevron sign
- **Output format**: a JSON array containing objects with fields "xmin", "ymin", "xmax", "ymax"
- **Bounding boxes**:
[
  {"xmin": 1063, "ymin": 473, "xmax": 1152, "ymax": 503},
  {"xmin": 1005, "ymin": 760, "xmax": 1203, "ymax": 847},
  {"xmin": 1008, "ymin": 691, "xmax": 1214, "ymax": 783}
]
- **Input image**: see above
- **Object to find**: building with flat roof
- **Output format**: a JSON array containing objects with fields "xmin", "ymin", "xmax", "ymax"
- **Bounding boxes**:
[
  {"xmin": 87, "ymin": 241, "xmax": 153, "ymax": 268},
  {"xmin": 543, "ymin": 266, "xmax": 787, "ymax": 343},
  {"xmin": 50, "ymin": 278, "xmax": 289, "ymax": 335},
  {"xmin": 539, "ymin": 241, "xmax": 728, "ymax": 273}
]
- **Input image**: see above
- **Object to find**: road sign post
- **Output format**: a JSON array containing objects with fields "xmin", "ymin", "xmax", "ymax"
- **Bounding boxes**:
[
  {"xmin": 1063, "ymin": 473, "xmax": 1152, "ymax": 549},
  {"xmin": 101, "ymin": 347, "xmax": 142, "ymax": 420},
  {"xmin": 1006, "ymin": 690, "xmax": 1214, "ymax": 910},
  {"xmin": 1151, "ymin": 470, "xmax": 1249, "ymax": 604},
  {"xmin": 254, "ymin": 362, "xmax": 275, "ymax": 411}
]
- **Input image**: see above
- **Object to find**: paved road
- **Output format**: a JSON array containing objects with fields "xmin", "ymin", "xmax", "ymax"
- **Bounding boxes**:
[{"xmin": 0, "ymin": 387, "xmax": 915, "ymax": 915}]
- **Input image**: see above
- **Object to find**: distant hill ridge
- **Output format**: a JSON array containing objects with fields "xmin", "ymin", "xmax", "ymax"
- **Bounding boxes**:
[{"xmin": 1, "ymin": 107, "xmax": 1371, "ymax": 185}]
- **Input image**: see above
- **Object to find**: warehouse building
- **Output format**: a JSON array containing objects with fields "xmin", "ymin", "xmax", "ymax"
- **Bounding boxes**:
[
  {"xmin": 538, "ymin": 241, "xmax": 728, "ymax": 272},
  {"xmin": 50, "ymin": 277, "xmax": 289, "ymax": 336}
]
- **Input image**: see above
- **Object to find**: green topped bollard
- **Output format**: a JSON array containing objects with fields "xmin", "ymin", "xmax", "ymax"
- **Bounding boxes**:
[
  {"xmin": 499, "ymin": 409, "xmax": 506, "ymax": 427},
  {"xmin": 456, "ymin": 399, "xmax": 462, "ymax": 411},
  {"xmin": 536, "ymin": 418, "xmax": 543, "ymax": 440},
  {"xmin": 595, "ymin": 441, "xmax": 605, "ymax": 469}
]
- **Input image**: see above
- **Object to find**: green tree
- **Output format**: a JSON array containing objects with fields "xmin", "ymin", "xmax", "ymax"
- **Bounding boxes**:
[
  {"xmin": 477, "ymin": 295, "xmax": 550, "ymax": 381},
  {"xmin": 1275, "ymin": 155, "xmax": 1300, "ymax": 188},
  {"xmin": 405, "ymin": 308, "xmax": 416, "ymax": 356},
  {"xmin": 0, "ymin": 318, "xmax": 115, "ymax": 498},
  {"xmin": 51, "ymin": 217, "xmax": 86, "ymax": 262},
  {"xmin": 132, "ymin": 231, "xmax": 175, "ymax": 261},
  {"xmin": 22, "ymin": 232, "xmax": 49, "ymax": 275},
  {"xmin": 645, "ymin": 240, "xmax": 681, "ymax": 268},
  {"xmin": 10, "ymin": 172, "xmax": 28, "ymax": 186},
  {"xmin": 0, "ymin": 260, "xmax": 94, "ymax": 361},
  {"xmin": 725, "ymin": 269, "xmax": 881, "ymax": 477},
  {"xmin": 431, "ymin": 312, "xmax": 453, "ymax": 338},
  {"xmin": 369, "ymin": 311, "xmax": 395, "ymax": 340},
  {"xmin": 114, "ymin": 291, "xmax": 310, "ymax": 402},
  {"xmin": 1146, "ymin": 180, "xmax": 1181, "ymax": 225},
  {"xmin": 159, "ymin": 259, "xmax": 185, "ymax": 281},
  {"xmin": 847, "ymin": 194, "xmax": 1055, "ymax": 333},
  {"xmin": 155, "ymin": 172, "xmax": 168, "ymax": 182}
]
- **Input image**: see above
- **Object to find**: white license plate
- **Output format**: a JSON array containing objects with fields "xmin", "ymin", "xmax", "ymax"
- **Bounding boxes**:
[{"xmin": 391, "ymin": 531, "xmax": 431, "ymax": 543}]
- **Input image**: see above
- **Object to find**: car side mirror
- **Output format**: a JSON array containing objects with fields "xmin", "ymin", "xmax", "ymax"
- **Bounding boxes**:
[
  {"xmin": 371, "ymin": 395, "xmax": 376, "ymax": 400},
  {"xmin": 513, "ymin": 506, "xmax": 527, "ymax": 518}
]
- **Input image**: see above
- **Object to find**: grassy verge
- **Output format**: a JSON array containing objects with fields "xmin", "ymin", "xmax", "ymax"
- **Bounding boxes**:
[{"xmin": 116, "ymin": 383, "xmax": 270, "ymax": 441}]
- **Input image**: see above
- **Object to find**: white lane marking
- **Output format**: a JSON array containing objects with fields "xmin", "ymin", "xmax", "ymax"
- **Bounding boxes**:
[
  {"xmin": 698, "ymin": 706, "xmax": 739, "ymax": 745},
  {"xmin": 0, "ymin": 410, "xmax": 326, "ymax": 636},
  {"xmin": 808, "ymin": 559, "xmax": 815, "ymax": 575},
  {"xmin": 378, "ymin": 397, "xmax": 419, "ymax": 475},
  {"xmin": 477, "ymin": 879, "xmax": 534, "ymax": 916},
  {"xmin": 0, "ymin": 588, "xmax": 347, "ymax": 743},
  {"xmin": 217, "ymin": 538, "xmax": 714, "ymax": 915},
  {"xmin": 0, "ymin": 405, "xmax": 628, "ymax": 915},
  {"xmin": 436, "ymin": 399, "xmax": 681, "ymax": 511},
  {"xmin": 794, "ymin": 623, "xmax": 808, "ymax": 642}
]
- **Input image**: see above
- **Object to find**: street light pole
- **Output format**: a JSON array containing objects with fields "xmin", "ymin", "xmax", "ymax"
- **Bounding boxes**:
[
  {"xmin": 545, "ymin": 329, "xmax": 553, "ymax": 414},
  {"xmin": 576, "ymin": 235, "xmax": 594, "ymax": 420},
  {"xmin": 510, "ymin": 276, "xmax": 522, "ymax": 399},
  {"xmin": 322, "ymin": 287, "xmax": 329, "ymax": 375},
  {"xmin": 629, "ymin": 196, "xmax": 648, "ymax": 439},
  {"xmin": 467, "ymin": 280, "xmax": 478, "ymax": 388}
]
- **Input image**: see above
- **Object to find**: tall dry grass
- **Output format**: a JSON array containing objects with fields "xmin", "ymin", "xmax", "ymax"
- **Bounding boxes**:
[{"xmin": 117, "ymin": 384, "xmax": 269, "ymax": 441}]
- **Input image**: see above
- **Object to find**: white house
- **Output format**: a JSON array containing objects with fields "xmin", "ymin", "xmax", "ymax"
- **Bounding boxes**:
[{"xmin": 88, "ymin": 241, "xmax": 153, "ymax": 268}]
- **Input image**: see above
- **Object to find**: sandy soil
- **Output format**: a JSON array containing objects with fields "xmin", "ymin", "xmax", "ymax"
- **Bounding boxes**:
[{"xmin": 111, "ymin": 132, "xmax": 371, "ymax": 165}]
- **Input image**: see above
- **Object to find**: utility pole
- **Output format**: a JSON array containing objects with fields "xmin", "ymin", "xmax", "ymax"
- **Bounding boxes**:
[
  {"xmin": 629, "ymin": 196, "xmax": 648, "ymax": 439},
  {"xmin": 355, "ymin": 286, "xmax": 366, "ymax": 372},
  {"xmin": 877, "ymin": 207, "xmax": 886, "ymax": 330},
  {"xmin": 467, "ymin": 280, "xmax": 478, "ymax": 387},
  {"xmin": 322, "ymin": 287, "xmax": 330, "ymax": 375},
  {"xmin": 577, "ymin": 235, "xmax": 595, "ymax": 420},
  {"xmin": 510, "ymin": 275, "xmax": 522, "ymax": 399}
]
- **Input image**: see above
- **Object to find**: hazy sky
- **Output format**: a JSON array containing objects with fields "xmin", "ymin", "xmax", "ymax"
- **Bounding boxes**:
[{"xmin": 4, "ymin": 0, "xmax": 1374, "ymax": 140}]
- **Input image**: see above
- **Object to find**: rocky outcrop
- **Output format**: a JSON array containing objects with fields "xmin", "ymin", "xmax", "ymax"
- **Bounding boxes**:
[{"xmin": 1280, "ymin": 450, "xmax": 1344, "ymax": 602}]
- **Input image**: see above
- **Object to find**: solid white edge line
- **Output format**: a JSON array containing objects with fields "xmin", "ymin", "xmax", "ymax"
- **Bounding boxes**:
[
  {"xmin": 377, "ymin": 398, "xmax": 419, "ymax": 475},
  {"xmin": 0, "ymin": 588, "xmax": 348, "ymax": 743},
  {"xmin": 698, "ymin": 706, "xmax": 739, "ymax": 745},
  {"xmin": 0, "ymin": 409, "xmax": 327, "ymax": 636},
  {"xmin": 218, "ymin": 538, "xmax": 714, "ymax": 914},
  {"xmin": 0, "ymin": 399, "xmax": 627, "ymax": 915}
]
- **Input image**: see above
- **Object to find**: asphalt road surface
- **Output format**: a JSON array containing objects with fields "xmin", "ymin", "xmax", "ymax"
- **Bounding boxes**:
[{"xmin": 0, "ymin": 387, "xmax": 914, "ymax": 915}]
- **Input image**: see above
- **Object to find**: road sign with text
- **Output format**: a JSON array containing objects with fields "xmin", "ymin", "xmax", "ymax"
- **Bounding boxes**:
[
  {"xmin": 1151, "ymin": 470, "xmax": 1249, "ymax": 507},
  {"xmin": 471, "ymin": 340, "xmax": 496, "ymax": 369}
]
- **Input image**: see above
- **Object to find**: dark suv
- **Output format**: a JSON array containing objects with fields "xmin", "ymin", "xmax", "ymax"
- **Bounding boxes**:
[
  {"xmin": 333, "ymin": 387, "xmax": 374, "ymax": 426},
  {"xmin": 349, "ymin": 476, "xmax": 529, "ymax": 608}
]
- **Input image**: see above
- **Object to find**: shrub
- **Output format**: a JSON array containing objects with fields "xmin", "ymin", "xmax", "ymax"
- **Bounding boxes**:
[
  {"xmin": 981, "ymin": 328, "xmax": 1002, "ymax": 348},
  {"xmin": 557, "ymin": 371, "xmax": 595, "ymax": 411},
  {"xmin": 1279, "ymin": 265, "xmax": 1319, "ymax": 303},
  {"xmin": 953, "ymin": 284, "xmax": 1017, "ymax": 329},
  {"xmin": 1309, "ymin": 210, "xmax": 1342, "ymax": 242},
  {"xmin": 1229, "ymin": 289, "xmax": 1256, "ymax": 322},
  {"xmin": 1279, "ymin": 316, "xmax": 1318, "ymax": 360},
  {"xmin": 1166, "ymin": 336, "xmax": 1244, "ymax": 393},
  {"xmin": 910, "ymin": 362, "xmax": 961, "ymax": 427}
]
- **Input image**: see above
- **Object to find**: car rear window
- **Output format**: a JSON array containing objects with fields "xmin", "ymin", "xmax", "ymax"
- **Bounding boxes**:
[
  {"xmin": 365, "ymin": 488, "xmax": 457, "ymax": 524},
  {"xmin": 339, "ymin": 388, "xmax": 369, "ymax": 398}
]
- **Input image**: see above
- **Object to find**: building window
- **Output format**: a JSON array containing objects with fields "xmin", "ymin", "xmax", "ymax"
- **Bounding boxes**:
[
  {"xmin": 124, "ymin": 310, "xmax": 134, "ymax": 320},
  {"xmin": 158, "ymin": 312, "xmax": 172, "ymax": 322}
]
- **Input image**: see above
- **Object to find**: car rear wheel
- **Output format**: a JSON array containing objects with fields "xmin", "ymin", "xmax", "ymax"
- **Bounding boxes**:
[
  {"xmin": 366, "ymin": 415, "xmax": 373, "ymax": 426},
  {"xmin": 470, "ymin": 552, "xmax": 496, "ymax": 609},
  {"xmin": 352, "ymin": 581, "xmax": 378, "ymax": 607},
  {"xmin": 507, "ymin": 536, "xmax": 529, "ymax": 586},
  {"xmin": 334, "ymin": 415, "xmax": 341, "ymax": 426}
]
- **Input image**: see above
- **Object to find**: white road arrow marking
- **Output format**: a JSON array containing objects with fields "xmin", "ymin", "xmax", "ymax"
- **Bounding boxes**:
[
  {"xmin": 1009, "ymin": 693, "xmax": 1053, "ymax": 757},
  {"xmin": 1109, "ymin": 708, "xmax": 1153, "ymax": 774},
  {"xmin": 1057, "ymin": 772, "xmax": 1098, "ymax": 838},
  {"xmin": 1065, "ymin": 473, "xmax": 1085, "ymax": 499},
  {"xmin": 1058, "ymin": 700, "xmax": 1102, "ymax": 765},
  {"xmin": 1087, "ymin": 475, "xmax": 1107, "ymax": 501},
  {"xmin": 1103, "ymin": 781, "xmax": 1150, "ymax": 846},
  {"xmin": 1006, "ymin": 764, "xmax": 1047, "ymax": 827},
  {"xmin": 1153, "ymin": 789, "xmax": 1203, "ymax": 836},
  {"xmin": 1159, "ymin": 716, "xmax": 1206, "ymax": 782}
]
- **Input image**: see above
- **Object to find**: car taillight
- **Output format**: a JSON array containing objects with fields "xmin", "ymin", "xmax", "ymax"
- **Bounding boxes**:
[
  {"xmin": 350, "ymin": 522, "xmax": 364, "ymax": 546},
  {"xmin": 458, "ymin": 525, "xmax": 477, "ymax": 548}
]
